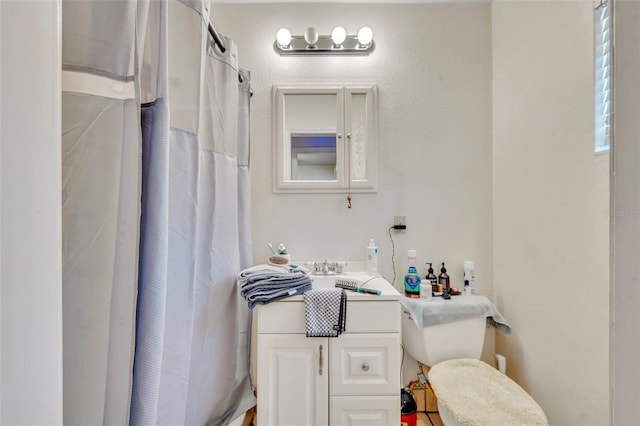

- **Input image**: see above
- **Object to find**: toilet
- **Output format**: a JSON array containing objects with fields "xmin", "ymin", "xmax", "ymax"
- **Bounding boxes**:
[{"xmin": 401, "ymin": 310, "xmax": 548, "ymax": 426}]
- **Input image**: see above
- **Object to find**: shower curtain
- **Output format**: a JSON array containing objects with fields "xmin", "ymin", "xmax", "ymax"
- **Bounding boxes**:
[
  {"xmin": 61, "ymin": 2, "xmax": 140, "ymax": 424},
  {"xmin": 131, "ymin": 0, "xmax": 256, "ymax": 424},
  {"xmin": 61, "ymin": 0, "xmax": 255, "ymax": 424}
]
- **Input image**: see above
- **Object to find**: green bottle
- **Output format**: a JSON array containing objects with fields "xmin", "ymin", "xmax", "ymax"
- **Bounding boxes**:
[{"xmin": 404, "ymin": 250, "xmax": 421, "ymax": 298}]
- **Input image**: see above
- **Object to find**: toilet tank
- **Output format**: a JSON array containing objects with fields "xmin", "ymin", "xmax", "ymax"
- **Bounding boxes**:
[{"xmin": 401, "ymin": 310, "xmax": 487, "ymax": 367}]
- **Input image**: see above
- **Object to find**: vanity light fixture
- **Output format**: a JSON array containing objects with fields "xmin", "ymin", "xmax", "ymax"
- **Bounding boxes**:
[{"xmin": 274, "ymin": 26, "xmax": 375, "ymax": 56}]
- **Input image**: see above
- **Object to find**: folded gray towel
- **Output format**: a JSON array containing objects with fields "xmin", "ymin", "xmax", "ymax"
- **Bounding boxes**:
[
  {"xmin": 238, "ymin": 264, "xmax": 312, "ymax": 308},
  {"xmin": 304, "ymin": 289, "xmax": 347, "ymax": 338}
]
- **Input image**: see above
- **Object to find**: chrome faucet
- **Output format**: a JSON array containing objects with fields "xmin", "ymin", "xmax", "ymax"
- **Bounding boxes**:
[{"xmin": 312, "ymin": 261, "xmax": 345, "ymax": 275}]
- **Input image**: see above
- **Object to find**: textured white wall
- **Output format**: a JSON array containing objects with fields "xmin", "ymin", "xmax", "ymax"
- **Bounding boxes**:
[
  {"xmin": 0, "ymin": 0, "xmax": 63, "ymax": 424},
  {"xmin": 211, "ymin": 2, "xmax": 493, "ymax": 300},
  {"xmin": 492, "ymin": 1, "xmax": 609, "ymax": 424},
  {"xmin": 213, "ymin": 2, "xmax": 495, "ymax": 377}
]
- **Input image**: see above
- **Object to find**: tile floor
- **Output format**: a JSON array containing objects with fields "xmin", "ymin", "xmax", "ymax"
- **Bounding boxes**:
[
  {"xmin": 418, "ymin": 411, "xmax": 444, "ymax": 426},
  {"xmin": 232, "ymin": 406, "xmax": 441, "ymax": 426},
  {"xmin": 412, "ymin": 380, "xmax": 443, "ymax": 426},
  {"xmin": 231, "ymin": 382, "xmax": 441, "ymax": 426}
]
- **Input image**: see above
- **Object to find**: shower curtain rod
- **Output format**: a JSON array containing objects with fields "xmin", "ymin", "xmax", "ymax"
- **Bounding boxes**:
[
  {"xmin": 208, "ymin": 21, "xmax": 226, "ymax": 53},
  {"xmin": 207, "ymin": 19, "xmax": 251, "ymax": 88}
]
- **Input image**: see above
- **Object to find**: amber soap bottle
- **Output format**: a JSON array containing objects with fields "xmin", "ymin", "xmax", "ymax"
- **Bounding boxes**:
[{"xmin": 438, "ymin": 262, "xmax": 450, "ymax": 292}]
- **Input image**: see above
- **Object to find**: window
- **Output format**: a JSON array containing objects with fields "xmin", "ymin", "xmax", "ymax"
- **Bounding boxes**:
[{"xmin": 594, "ymin": 0, "xmax": 612, "ymax": 153}]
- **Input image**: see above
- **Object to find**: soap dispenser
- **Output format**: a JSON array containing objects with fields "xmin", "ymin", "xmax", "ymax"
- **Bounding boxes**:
[
  {"xmin": 425, "ymin": 263, "xmax": 438, "ymax": 292},
  {"xmin": 438, "ymin": 262, "xmax": 450, "ymax": 292}
]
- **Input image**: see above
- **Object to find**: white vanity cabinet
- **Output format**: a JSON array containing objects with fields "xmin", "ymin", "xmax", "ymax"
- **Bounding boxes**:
[{"xmin": 253, "ymin": 277, "xmax": 401, "ymax": 426}]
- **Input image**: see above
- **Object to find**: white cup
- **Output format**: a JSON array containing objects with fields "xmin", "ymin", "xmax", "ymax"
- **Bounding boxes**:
[{"xmin": 420, "ymin": 283, "xmax": 432, "ymax": 300}]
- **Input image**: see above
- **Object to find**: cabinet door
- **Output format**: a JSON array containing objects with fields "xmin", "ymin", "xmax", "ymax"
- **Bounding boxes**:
[
  {"xmin": 345, "ymin": 86, "xmax": 377, "ymax": 191},
  {"xmin": 257, "ymin": 334, "xmax": 328, "ymax": 426},
  {"xmin": 330, "ymin": 396, "xmax": 399, "ymax": 426}
]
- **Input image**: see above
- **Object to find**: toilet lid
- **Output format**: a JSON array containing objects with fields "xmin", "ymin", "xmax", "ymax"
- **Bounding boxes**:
[{"xmin": 428, "ymin": 358, "xmax": 548, "ymax": 426}]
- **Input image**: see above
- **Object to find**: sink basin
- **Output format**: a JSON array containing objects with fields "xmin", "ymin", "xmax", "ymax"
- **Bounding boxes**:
[
  {"xmin": 309, "ymin": 273, "xmax": 369, "ymax": 290},
  {"xmin": 308, "ymin": 273, "xmax": 394, "ymax": 296},
  {"xmin": 309, "ymin": 275, "xmax": 339, "ymax": 289}
]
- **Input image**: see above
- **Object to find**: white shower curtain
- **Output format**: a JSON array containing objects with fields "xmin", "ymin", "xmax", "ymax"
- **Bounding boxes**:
[
  {"xmin": 61, "ymin": 1, "xmax": 140, "ymax": 424},
  {"xmin": 61, "ymin": 0, "xmax": 254, "ymax": 424},
  {"xmin": 131, "ymin": 0, "xmax": 256, "ymax": 425}
]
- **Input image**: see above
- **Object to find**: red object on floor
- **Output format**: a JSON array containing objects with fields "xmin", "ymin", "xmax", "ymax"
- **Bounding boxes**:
[
  {"xmin": 401, "ymin": 387, "xmax": 418, "ymax": 426},
  {"xmin": 400, "ymin": 412, "xmax": 417, "ymax": 426}
]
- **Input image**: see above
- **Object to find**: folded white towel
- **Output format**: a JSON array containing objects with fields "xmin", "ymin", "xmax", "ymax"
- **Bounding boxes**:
[{"xmin": 304, "ymin": 289, "xmax": 347, "ymax": 338}]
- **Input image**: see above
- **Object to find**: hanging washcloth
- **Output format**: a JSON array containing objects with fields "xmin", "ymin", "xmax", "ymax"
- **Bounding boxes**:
[{"xmin": 304, "ymin": 289, "xmax": 347, "ymax": 338}]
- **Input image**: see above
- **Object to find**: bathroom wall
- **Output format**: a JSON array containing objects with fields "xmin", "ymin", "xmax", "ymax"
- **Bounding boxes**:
[
  {"xmin": 0, "ymin": 0, "xmax": 63, "ymax": 424},
  {"xmin": 492, "ymin": 1, "xmax": 609, "ymax": 425},
  {"xmin": 211, "ymin": 1, "xmax": 493, "ymax": 302},
  {"xmin": 211, "ymin": 1, "xmax": 495, "ymax": 378},
  {"xmin": 611, "ymin": 1, "xmax": 640, "ymax": 423}
]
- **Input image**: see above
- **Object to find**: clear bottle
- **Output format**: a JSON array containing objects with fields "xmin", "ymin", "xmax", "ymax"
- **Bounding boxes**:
[
  {"xmin": 367, "ymin": 239, "xmax": 378, "ymax": 276},
  {"xmin": 404, "ymin": 250, "xmax": 421, "ymax": 298},
  {"xmin": 438, "ymin": 262, "xmax": 450, "ymax": 292}
]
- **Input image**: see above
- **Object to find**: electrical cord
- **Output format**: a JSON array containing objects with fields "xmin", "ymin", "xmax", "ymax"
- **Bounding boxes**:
[
  {"xmin": 388, "ymin": 226, "xmax": 396, "ymax": 287},
  {"xmin": 400, "ymin": 342, "xmax": 405, "ymax": 384},
  {"xmin": 359, "ymin": 275, "xmax": 382, "ymax": 288}
]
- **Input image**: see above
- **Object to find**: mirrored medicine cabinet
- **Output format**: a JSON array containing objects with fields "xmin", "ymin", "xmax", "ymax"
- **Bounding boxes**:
[{"xmin": 273, "ymin": 84, "xmax": 378, "ymax": 193}]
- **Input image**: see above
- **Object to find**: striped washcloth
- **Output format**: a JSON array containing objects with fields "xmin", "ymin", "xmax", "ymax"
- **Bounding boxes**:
[{"xmin": 304, "ymin": 289, "xmax": 347, "ymax": 338}]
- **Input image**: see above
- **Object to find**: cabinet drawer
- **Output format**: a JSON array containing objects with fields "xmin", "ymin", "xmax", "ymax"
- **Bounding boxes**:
[
  {"xmin": 330, "ymin": 396, "xmax": 399, "ymax": 426},
  {"xmin": 256, "ymin": 300, "xmax": 400, "ymax": 334},
  {"xmin": 330, "ymin": 334, "xmax": 400, "ymax": 396}
]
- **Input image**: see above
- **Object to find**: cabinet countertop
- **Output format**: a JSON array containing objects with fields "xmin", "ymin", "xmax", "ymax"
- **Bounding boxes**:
[{"xmin": 280, "ymin": 273, "xmax": 401, "ymax": 302}]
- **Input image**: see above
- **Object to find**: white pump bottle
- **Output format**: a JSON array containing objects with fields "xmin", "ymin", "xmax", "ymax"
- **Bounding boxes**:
[
  {"xmin": 463, "ymin": 260, "xmax": 475, "ymax": 295},
  {"xmin": 367, "ymin": 239, "xmax": 379, "ymax": 276}
]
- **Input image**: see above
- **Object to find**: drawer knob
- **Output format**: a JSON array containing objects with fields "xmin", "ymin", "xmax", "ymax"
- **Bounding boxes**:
[{"xmin": 361, "ymin": 362, "xmax": 370, "ymax": 372}]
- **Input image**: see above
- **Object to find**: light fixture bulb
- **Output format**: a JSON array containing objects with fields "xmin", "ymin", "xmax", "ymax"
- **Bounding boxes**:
[
  {"xmin": 304, "ymin": 27, "xmax": 319, "ymax": 47},
  {"xmin": 331, "ymin": 26, "xmax": 347, "ymax": 46},
  {"xmin": 276, "ymin": 28, "xmax": 292, "ymax": 48},
  {"xmin": 357, "ymin": 26, "xmax": 373, "ymax": 47}
]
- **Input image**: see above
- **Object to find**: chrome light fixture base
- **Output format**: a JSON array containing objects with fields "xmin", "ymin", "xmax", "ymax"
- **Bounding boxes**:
[{"xmin": 274, "ymin": 35, "xmax": 375, "ymax": 56}]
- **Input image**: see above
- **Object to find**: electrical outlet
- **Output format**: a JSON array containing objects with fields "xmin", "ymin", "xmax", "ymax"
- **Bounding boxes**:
[{"xmin": 393, "ymin": 215, "xmax": 407, "ymax": 233}]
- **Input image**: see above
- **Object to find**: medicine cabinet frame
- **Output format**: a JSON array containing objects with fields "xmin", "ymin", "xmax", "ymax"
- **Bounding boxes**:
[{"xmin": 273, "ymin": 84, "xmax": 378, "ymax": 193}]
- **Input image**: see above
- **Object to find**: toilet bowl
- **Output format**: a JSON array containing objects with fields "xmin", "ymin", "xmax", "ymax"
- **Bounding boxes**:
[{"xmin": 401, "ymin": 309, "xmax": 548, "ymax": 426}]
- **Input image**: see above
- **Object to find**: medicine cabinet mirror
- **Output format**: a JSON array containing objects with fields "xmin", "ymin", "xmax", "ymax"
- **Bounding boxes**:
[{"xmin": 273, "ymin": 84, "xmax": 378, "ymax": 193}]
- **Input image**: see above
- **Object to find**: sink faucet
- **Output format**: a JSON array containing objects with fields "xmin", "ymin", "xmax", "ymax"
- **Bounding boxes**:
[{"xmin": 312, "ymin": 260, "xmax": 345, "ymax": 275}]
